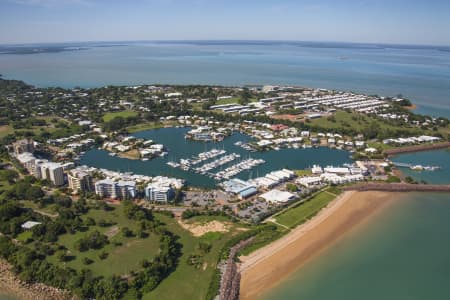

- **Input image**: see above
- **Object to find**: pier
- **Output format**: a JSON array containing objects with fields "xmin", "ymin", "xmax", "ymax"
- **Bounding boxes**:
[{"xmin": 392, "ymin": 162, "xmax": 441, "ymax": 171}]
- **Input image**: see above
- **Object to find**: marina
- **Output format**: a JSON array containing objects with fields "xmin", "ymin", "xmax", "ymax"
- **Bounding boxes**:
[
  {"xmin": 80, "ymin": 127, "xmax": 353, "ymax": 188},
  {"xmin": 167, "ymin": 148, "xmax": 226, "ymax": 170},
  {"xmin": 213, "ymin": 158, "xmax": 266, "ymax": 180},
  {"xmin": 194, "ymin": 153, "xmax": 241, "ymax": 174}
]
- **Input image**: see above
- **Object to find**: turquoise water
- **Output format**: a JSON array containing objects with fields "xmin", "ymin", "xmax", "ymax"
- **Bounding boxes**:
[
  {"xmin": 392, "ymin": 149, "xmax": 450, "ymax": 184},
  {"xmin": 80, "ymin": 128, "xmax": 351, "ymax": 188},
  {"xmin": 1, "ymin": 41, "xmax": 450, "ymax": 118},
  {"xmin": 264, "ymin": 149, "xmax": 450, "ymax": 300},
  {"xmin": 262, "ymin": 192, "xmax": 450, "ymax": 300}
]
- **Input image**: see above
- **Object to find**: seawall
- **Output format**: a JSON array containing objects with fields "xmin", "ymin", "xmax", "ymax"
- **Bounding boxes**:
[
  {"xmin": 344, "ymin": 183, "xmax": 450, "ymax": 192},
  {"xmin": 384, "ymin": 142, "xmax": 450, "ymax": 156}
]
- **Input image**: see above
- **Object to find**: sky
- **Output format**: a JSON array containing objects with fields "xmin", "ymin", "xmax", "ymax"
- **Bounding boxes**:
[{"xmin": 1, "ymin": 0, "xmax": 450, "ymax": 45}]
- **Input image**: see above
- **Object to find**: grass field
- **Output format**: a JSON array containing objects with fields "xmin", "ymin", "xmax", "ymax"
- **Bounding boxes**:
[
  {"xmin": 0, "ymin": 115, "xmax": 68, "ymax": 138},
  {"xmin": 295, "ymin": 169, "xmax": 312, "ymax": 177},
  {"xmin": 103, "ymin": 110, "xmax": 138, "ymax": 122},
  {"xmin": 46, "ymin": 204, "xmax": 160, "ymax": 277},
  {"xmin": 126, "ymin": 122, "xmax": 170, "ymax": 133},
  {"xmin": 215, "ymin": 97, "xmax": 258, "ymax": 105},
  {"xmin": 310, "ymin": 111, "xmax": 423, "ymax": 134},
  {"xmin": 274, "ymin": 191, "xmax": 336, "ymax": 229},
  {"xmin": 0, "ymin": 125, "xmax": 14, "ymax": 138},
  {"xmin": 215, "ymin": 97, "xmax": 240, "ymax": 105},
  {"xmin": 144, "ymin": 213, "xmax": 244, "ymax": 300}
]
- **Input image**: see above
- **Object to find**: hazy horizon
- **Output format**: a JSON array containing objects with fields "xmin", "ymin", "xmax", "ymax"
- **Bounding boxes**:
[
  {"xmin": 1, "ymin": 0, "xmax": 450, "ymax": 45},
  {"xmin": 1, "ymin": 39, "xmax": 450, "ymax": 48}
]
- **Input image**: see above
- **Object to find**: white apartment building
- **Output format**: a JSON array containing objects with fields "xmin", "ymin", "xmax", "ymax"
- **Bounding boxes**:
[
  {"xmin": 94, "ymin": 179, "xmax": 136, "ymax": 199},
  {"xmin": 68, "ymin": 170, "xmax": 93, "ymax": 194},
  {"xmin": 145, "ymin": 183, "xmax": 174, "ymax": 202}
]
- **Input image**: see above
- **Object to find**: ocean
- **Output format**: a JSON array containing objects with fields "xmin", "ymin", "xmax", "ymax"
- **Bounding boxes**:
[
  {"xmin": 262, "ymin": 192, "xmax": 450, "ymax": 300},
  {"xmin": 263, "ymin": 149, "xmax": 450, "ymax": 300},
  {"xmin": 0, "ymin": 41, "xmax": 450, "ymax": 118}
]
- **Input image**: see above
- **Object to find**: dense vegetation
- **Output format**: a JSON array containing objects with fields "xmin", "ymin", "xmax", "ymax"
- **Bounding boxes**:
[{"xmin": 0, "ymin": 172, "xmax": 182, "ymax": 299}]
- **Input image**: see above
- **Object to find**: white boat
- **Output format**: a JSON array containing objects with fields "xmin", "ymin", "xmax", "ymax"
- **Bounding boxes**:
[{"xmin": 410, "ymin": 165, "xmax": 424, "ymax": 171}]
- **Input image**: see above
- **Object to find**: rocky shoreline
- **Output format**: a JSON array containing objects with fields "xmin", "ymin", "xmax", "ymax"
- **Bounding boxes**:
[{"xmin": 0, "ymin": 260, "xmax": 75, "ymax": 300}]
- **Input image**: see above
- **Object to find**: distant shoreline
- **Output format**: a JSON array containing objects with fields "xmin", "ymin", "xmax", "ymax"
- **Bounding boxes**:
[
  {"xmin": 239, "ymin": 191, "xmax": 404, "ymax": 300},
  {"xmin": 405, "ymin": 104, "xmax": 417, "ymax": 110}
]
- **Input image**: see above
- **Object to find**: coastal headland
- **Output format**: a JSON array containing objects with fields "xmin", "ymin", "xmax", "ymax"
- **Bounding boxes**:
[{"xmin": 239, "ymin": 190, "xmax": 403, "ymax": 300}]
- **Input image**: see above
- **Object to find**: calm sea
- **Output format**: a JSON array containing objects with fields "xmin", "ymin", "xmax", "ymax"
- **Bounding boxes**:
[
  {"xmin": 0, "ymin": 41, "xmax": 449, "ymax": 118},
  {"xmin": 264, "ymin": 149, "xmax": 450, "ymax": 300}
]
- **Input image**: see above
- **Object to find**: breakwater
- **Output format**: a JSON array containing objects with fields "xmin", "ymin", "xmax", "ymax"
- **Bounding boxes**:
[
  {"xmin": 344, "ymin": 183, "xmax": 450, "ymax": 192},
  {"xmin": 219, "ymin": 238, "xmax": 254, "ymax": 300},
  {"xmin": 384, "ymin": 142, "xmax": 450, "ymax": 156}
]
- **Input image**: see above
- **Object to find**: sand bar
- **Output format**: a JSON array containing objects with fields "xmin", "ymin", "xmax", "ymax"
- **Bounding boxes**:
[{"xmin": 239, "ymin": 191, "xmax": 401, "ymax": 300}]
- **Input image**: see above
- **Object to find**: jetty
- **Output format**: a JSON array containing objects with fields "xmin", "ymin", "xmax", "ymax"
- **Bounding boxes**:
[
  {"xmin": 213, "ymin": 158, "xmax": 265, "ymax": 180},
  {"xmin": 384, "ymin": 141, "xmax": 450, "ymax": 156},
  {"xmin": 344, "ymin": 183, "xmax": 450, "ymax": 192},
  {"xmin": 392, "ymin": 162, "xmax": 441, "ymax": 171}
]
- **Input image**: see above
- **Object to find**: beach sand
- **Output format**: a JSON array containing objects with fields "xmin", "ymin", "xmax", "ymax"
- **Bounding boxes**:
[{"xmin": 239, "ymin": 191, "xmax": 402, "ymax": 300}]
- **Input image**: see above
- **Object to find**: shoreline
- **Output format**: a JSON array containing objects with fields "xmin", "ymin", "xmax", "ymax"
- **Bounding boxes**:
[
  {"xmin": 239, "ymin": 190, "xmax": 404, "ymax": 300},
  {"xmin": 0, "ymin": 260, "xmax": 74, "ymax": 300},
  {"xmin": 405, "ymin": 104, "xmax": 417, "ymax": 110}
]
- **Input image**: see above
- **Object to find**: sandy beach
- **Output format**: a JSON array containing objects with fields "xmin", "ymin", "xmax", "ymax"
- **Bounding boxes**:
[{"xmin": 239, "ymin": 191, "xmax": 402, "ymax": 300}]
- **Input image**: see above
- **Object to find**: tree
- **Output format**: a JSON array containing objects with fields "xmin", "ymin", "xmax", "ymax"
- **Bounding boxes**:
[
  {"xmin": 121, "ymin": 227, "xmax": 133, "ymax": 237},
  {"xmin": 239, "ymin": 88, "xmax": 251, "ymax": 105},
  {"xmin": 98, "ymin": 251, "xmax": 108, "ymax": 260},
  {"xmin": 0, "ymin": 169, "xmax": 18, "ymax": 184},
  {"xmin": 286, "ymin": 183, "xmax": 298, "ymax": 192}
]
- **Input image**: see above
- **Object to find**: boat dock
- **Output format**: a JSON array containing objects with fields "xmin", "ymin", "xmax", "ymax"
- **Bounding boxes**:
[
  {"xmin": 194, "ymin": 153, "xmax": 240, "ymax": 173},
  {"xmin": 392, "ymin": 162, "xmax": 441, "ymax": 171},
  {"xmin": 213, "ymin": 158, "xmax": 265, "ymax": 180}
]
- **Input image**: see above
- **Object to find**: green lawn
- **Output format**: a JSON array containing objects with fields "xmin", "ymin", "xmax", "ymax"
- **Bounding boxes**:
[
  {"xmin": 126, "ymin": 121, "xmax": 176, "ymax": 133},
  {"xmin": 16, "ymin": 231, "xmax": 33, "ymax": 243},
  {"xmin": 103, "ymin": 110, "xmax": 138, "ymax": 122},
  {"xmin": 19, "ymin": 200, "xmax": 59, "ymax": 217},
  {"xmin": 0, "ymin": 125, "xmax": 14, "ymax": 138},
  {"xmin": 0, "ymin": 115, "xmax": 68, "ymax": 138},
  {"xmin": 367, "ymin": 141, "xmax": 395, "ymax": 151},
  {"xmin": 325, "ymin": 186, "xmax": 342, "ymax": 195},
  {"xmin": 275, "ymin": 192, "xmax": 336, "ymax": 229},
  {"xmin": 295, "ymin": 169, "xmax": 312, "ymax": 177},
  {"xmin": 310, "ymin": 110, "xmax": 425, "ymax": 135},
  {"xmin": 46, "ymin": 205, "xmax": 160, "ymax": 277},
  {"xmin": 215, "ymin": 97, "xmax": 258, "ymax": 105},
  {"xmin": 216, "ymin": 97, "xmax": 240, "ymax": 105}
]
